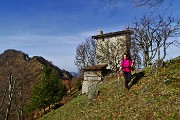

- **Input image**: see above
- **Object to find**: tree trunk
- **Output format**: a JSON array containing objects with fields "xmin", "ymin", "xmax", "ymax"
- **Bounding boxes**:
[{"xmin": 5, "ymin": 74, "xmax": 16, "ymax": 120}]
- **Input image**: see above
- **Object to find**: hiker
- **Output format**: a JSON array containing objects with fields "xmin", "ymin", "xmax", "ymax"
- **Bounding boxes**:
[{"xmin": 119, "ymin": 53, "xmax": 133, "ymax": 90}]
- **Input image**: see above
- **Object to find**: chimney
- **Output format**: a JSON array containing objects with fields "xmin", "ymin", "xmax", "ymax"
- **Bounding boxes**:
[{"xmin": 98, "ymin": 30, "xmax": 103, "ymax": 35}]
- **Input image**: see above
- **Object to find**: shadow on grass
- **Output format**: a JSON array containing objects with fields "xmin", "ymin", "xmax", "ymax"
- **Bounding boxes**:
[
  {"xmin": 129, "ymin": 71, "xmax": 145, "ymax": 89},
  {"xmin": 53, "ymin": 103, "xmax": 64, "ymax": 110}
]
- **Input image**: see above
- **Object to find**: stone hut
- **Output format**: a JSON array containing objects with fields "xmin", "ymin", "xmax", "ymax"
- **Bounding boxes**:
[{"xmin": 82, "ymin": 63, "xmax": 108, "ymax": 94}]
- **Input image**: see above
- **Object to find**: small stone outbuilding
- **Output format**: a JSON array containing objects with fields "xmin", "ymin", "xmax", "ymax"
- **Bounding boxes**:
[{"xmin": 82, "ymin": 64, "xmax": 108, "ymax": 94}]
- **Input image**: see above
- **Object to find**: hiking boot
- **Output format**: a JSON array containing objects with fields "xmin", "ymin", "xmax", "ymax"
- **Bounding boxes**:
[{"xmin": 127, "ymin": 86, "xmax": 130, "ymax": 91}]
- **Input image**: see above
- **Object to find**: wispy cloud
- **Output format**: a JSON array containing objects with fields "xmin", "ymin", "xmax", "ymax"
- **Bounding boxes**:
[
  {"xmin": 0, "ymin": 32, "xmax": 94, "ymax": 72},
  {"xmin": 0, "ymin": 0, "xmax": 179, "ymax": 73}
]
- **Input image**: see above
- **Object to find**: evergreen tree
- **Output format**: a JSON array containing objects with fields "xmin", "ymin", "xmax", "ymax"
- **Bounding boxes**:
[{"xmin": 27, "ymin": 66, "xmax": 67, "ymax": 113}]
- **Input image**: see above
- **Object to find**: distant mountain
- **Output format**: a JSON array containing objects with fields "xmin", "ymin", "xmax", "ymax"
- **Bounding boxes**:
[{"xmin": 70, "ymin": 72, "xmax": 80, "ymax": 77}]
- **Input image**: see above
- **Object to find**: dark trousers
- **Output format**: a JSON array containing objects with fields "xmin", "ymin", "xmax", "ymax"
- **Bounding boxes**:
[{"xmin": 123, "ymin": 71, "xmax": 131, "ymax": 88}]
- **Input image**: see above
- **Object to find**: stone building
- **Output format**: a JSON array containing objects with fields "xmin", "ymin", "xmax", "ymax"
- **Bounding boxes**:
[
  {"xmin": 82, "ymin": 64, "xmax": 108, "ymax": 94},
  {"xmin": 92, "ymin": 28, "xmax": 133, "ymax": 70},
  {"xmin": 82, "ymin": 28, "xmax": 133, "ymax": 94}
]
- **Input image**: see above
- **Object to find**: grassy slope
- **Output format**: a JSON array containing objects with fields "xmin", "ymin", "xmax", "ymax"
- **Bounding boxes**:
[{"xmin": 40, "ymin": 57, "xmax": 180, "ymax": 120}]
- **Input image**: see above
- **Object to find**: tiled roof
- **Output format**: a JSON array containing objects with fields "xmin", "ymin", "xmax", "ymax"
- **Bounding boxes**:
[
  {"xmin": 91, "ymin": 29, "xmax": 133, "ymax": 39},
  {"xmin": 82, "ymin": 63, "xmax": 108, "ymax": 71}
]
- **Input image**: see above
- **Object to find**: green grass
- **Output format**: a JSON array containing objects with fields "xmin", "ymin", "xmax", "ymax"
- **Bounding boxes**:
[{"xmin": 40, "ymin": 57, "xmax": 180, "ymax": 120}]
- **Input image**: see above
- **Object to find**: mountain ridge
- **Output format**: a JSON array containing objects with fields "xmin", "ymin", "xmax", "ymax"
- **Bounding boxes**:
[{"xmin": 0, "ymin": 49, "xmax": 72, "ymax": 80}]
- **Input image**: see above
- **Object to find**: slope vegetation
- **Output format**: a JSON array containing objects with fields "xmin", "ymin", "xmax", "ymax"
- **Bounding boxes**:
[
  {"xmin": 0, "ymin": 49, "xmax": 72, "ymax": 120},
  {"xmin": 40, "ymin": 57, "xmax": 180, "ymax": 120}
]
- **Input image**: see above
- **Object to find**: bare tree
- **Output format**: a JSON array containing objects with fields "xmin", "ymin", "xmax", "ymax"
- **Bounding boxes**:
[
  {"xmin": 132, "ymin": 15, "xmax": 180, "ymax": 67},
  {"xmin": 108, "ymin": 0, "xmax": 175, "ymax": 17},
  {"xmin": 131, "ymin": 0, "xmax": 166, "ymax": 7},
  {"xmin": 155, "ymin": 15, "xmax": 180, "ymax": 60},
  {"xmin": 96, "ymin": 38, "xmax": 126, "ymax": 71},
  {"xmin": 0, "ymin": 57, "xmax": 32, "ymax": 120},
  {"xmin": 75, "ymin": 34, "xmax": 142, "ymax": 72},
  {"xmin": 0, "ymin": 87, "xmax": 7, "ymax": 111},
  {"xmin": 5, "ymin": 74, "xmax": 16, "ymax": 120},
  {"xmin": 75, "ymin": 38, "xmax": 96, "ymax": 73},
  {"xmin": 130, "ymin": 38, "xmax": 142, "ymax": 69},
  {"xmin": 75, "ymin": 37, "xmax": 123, "ymax": 72},
  {"xmin": 109, "ymin": 0, "xmax": 173, "ymax": 8},
  {"xmin": 96, "ymin": 36, "xmax": 142, "ymax": 71}
]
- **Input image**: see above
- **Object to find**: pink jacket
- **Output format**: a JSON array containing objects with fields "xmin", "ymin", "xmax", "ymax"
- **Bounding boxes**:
[{"xmin": 120, "ymin": 59, "xmax": 133, "ymax": 72}]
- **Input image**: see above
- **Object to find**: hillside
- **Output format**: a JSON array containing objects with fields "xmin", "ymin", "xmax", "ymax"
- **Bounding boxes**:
[
  {"xmin": 40, "ymin": 56, "xmax": 180, "ymax": 120},
  {"xmin": 0, "ymin": 49, "xmax": 72, "ymax": 120},
  {"xmin": 0, "ymin": 49, "xmax": 72, "ymax": 80}
]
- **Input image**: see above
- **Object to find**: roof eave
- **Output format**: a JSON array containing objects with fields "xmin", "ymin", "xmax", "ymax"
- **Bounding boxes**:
[{"xmin": 92, "ymin": 30, "xmax": 133, "ymax": 39}]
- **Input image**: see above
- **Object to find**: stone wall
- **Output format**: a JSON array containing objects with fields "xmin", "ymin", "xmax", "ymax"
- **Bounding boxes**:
[
  {"xmin": 82, "ymin": 71, "xmax": 102, "ymax": 94},
  {"xmin": 93, "ymin": 29, "xmax": 132, "ymax": 71}
]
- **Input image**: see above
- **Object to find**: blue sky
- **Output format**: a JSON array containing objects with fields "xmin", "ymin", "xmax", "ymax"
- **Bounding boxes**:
[{"xmin": 0, "ymin": 0, "xmax": 179, "ymax": 72}]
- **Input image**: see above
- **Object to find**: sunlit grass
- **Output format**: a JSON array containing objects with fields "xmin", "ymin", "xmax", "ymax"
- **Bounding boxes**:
[{"xmin": 40, "ymin": 57, "xmax": 180, "ymax": 120}]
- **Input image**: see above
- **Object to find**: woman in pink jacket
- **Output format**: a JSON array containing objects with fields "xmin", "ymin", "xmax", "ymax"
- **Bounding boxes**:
[{"xmin": 119, "ymin": 53, "xmax": 133, "ymax": 90}]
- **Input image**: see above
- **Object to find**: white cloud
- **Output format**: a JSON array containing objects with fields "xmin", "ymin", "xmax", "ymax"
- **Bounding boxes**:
[
  {"xmin": 0, "ymin": 27, "xmax": 179, "ymax": 73},
  {"xmin": 0, "ymin": 33, "xmax": 90, "ymax": 72}
]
